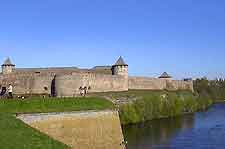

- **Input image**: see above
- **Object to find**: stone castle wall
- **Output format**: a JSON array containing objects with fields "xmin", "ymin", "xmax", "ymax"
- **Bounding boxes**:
[
  {"xmin": 129, "ymin": 77, "xmax": 167, "ymax": 90},
  {"xmin": 168, "ymin": 80, "xmax": 194, "ymax": 91},
  {"xmin": 55, "ymin": 72, "xmax": 128, "ymax": 97},
  {"xmin": 0, "ymin": 57, "xmax": 194, "ymax": 96},
  {"xmin": 129, "ymin": 76, "xmax": 194, "ymax": 92},
  {"xmin": 0, "ymin": 73, "xmax": 193, "ymax": 96},
  {"xmin": 0, "ymin": 73, "xmax": 54, "ymax": 95}
]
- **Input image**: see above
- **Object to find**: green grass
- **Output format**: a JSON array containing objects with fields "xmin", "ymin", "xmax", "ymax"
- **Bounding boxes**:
[
  {"xmin": 0, "ymin": 114, "xmax": 70, "ymax": 149},
  {"xmin": 0, "ymin": 97, "xmax": 114, "ymax": 113},
  {"xmin": 100, "ymin": 90, "xmax": 213, "ymax": 125},
  {"xmin": 0, "ymin": 97, "xmax": 114, "ymax": 149}
]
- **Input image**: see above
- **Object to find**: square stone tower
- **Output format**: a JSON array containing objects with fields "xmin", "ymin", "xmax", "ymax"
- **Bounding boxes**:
[
  {"xmin": 112, "ymin": 56, "xmax": 128, "ymax": 78},
  {"xmin": 1, "ymin": 58, "xmax": 15, "ymax": 74}
]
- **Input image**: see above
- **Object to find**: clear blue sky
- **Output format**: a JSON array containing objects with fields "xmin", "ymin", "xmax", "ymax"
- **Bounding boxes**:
[{"xmin": 0, "ymin": 0, "xmax": 225, "ymax": 79}]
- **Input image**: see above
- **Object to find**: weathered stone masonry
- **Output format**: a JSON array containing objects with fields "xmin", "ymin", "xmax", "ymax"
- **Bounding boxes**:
[
  {"xmin": 17, "ymin": 110, "xmax": 125, "ymax": 149},
  {"xmin": 0, "ymin": 57, "xmax": 193, "ymax": 97}
]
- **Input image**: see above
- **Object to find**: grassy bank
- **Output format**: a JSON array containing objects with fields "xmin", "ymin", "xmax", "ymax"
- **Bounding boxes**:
[
  {"xmin": 0, "ymin": 97, "xmax": 114, "ymax": 113},
  {"xmin": 0, "ymin": 113, "xmax": 70, "ymax": 149},
  {"xmin": 0, "ymin": 97, "xmax": 114, "ymax": 149},
  {"xmin": 115, "ymin": 90, "xmax": 212, "ymax": 125}
]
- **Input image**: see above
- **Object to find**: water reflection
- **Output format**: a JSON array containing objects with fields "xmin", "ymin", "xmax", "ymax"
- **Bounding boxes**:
[
  {"xmin": 123, "ymin": 115, "xmax": 195, "ymax": 149},
  {"xmin": 123, "ymin": 103, "xmax": 225, "ymax": 149}
]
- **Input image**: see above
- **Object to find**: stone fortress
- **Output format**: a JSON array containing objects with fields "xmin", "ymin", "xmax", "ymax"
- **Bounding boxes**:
[{"xmin": 0, "ymin": 57, "xmax": 193, "ymax": 97}]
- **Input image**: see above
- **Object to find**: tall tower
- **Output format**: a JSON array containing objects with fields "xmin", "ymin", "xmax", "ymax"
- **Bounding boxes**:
[
  {"xmin": 112, "ymin": 56, "xmax": 128, "ymax": 78},
  {"xmin": 1, "ymin": 58, "xmax": 15, "ymax": 74}
]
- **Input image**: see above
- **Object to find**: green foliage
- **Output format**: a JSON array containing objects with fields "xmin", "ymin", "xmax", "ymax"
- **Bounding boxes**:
[
  {"xmin": 119, "ymin": 90, "xmax": 212, "ymax": 125},
  {"xmin": 120, "ymin": 103, "xmax": 141, "ymax": 124},
  {"xmin": 194, "ymin": 77, "xmax": 225, "ymax": 101},
  {"xmin": 0, "ymin": 97, "xmax": 114, "ymax": 113},
  {"xmin": 0, "ymin": 113, "xmax": 70, "ymax": 149}
]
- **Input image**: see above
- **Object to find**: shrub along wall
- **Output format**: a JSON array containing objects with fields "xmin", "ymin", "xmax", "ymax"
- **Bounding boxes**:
[{"xmin": 119, "ymin": 91, "xmax": 212, "ymax": 125}]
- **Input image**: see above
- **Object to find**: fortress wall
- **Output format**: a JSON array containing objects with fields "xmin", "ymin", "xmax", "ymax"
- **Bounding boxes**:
[
  {"xmin": 1, "ymin": 73, "xmax": 193, "ymax": 96},
  {"xmin": 31, "ymin": 75, "xmax": 55, "ymax": 95},
  {"xmin": 88, "ymin": 73, "xmax": 128, "ymax": 92},
  {"xmin": 0, "ymin": 74, "xmax": 54, "ymax": 95},
  {"xmin": 14, "ymin": 67, "xmax": 112, "ymax": 75},
  {"xmin": 14, "ymin": 76, "xmax": 35, "ymax": 94},
  {"xmin": 169, "ymin": 80, "xmax": 194, "ymax": 92},
  {"xmin": 55, "ymin": 73, "xmax": 128, "ymax": 97},
  {"xmin": 128, "ymin": 77, "xmax": 167, "ymax": 90},
  {"xmin": 0, "ymin": 74, "xmax": 34, "ymax": 94},
  {"xmin": 14, "ymin": 68, "xmax": 78, "ymax": 75},
  {"xmin": 128, "ymin": 77, "xmax": 194, "ymax": 91}
]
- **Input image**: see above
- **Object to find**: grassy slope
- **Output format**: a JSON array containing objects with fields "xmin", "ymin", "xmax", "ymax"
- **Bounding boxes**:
[
  {"xmin": 0, "ymin": 97, "xmax": 114, "ymax": 149},
  {"xmin": 92, "ymin": 90, "xmax": 213, "ymax": 125},
  {"xmin": 0, "ymin": 114, "xmax": 70, "ymax": 149},
  {"xmin": 0, "ymin": 97, "xmax": 114, "ymax": 113}
]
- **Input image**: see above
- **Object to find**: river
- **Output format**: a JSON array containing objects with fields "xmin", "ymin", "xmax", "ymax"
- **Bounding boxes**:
[{"xmin": 122, "ymin": 103, "xmax": 225, "ymax": 149}]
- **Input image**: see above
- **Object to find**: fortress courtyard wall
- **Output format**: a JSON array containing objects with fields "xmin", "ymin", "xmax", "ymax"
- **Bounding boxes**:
[{"xmin": 55, "ymin": 72, "xmax": 128, "ymax": 97}]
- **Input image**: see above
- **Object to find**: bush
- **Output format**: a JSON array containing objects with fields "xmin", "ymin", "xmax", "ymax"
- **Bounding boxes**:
[
  {"xmin": 119, "ymin": 90, "xmax": 212, "ymax": 125},
  {"xmin": 194, "ymin": 78, "xmax": 225, "ymax": 101}
]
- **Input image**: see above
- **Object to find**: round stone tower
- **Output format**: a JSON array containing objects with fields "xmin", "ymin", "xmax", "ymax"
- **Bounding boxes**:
[
  {"xmin": 112, "ymin": 56, "xmax": 128, "ymax": 78},
  {"xmin": 1, "ymin": 58, "xmax": 15, "ymax": 74}
]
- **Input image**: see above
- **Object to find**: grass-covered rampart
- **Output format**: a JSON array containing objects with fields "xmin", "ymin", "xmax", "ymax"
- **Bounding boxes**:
[
  {"xmin": 0, "ymin": 97, "xmax": 114, "ymax": 149},
  {"xmin": 0, "ymin": 113, "xmax": 70, "ymax": 149}
]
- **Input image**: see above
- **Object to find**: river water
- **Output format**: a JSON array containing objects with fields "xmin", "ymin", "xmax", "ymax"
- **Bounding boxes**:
[{"xmin": 122, "ymin": 103, "xmax": 225, "ymax": 149}]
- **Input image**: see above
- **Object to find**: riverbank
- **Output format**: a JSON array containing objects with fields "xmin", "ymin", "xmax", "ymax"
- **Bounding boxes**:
[
  {"xmin": 123, "ymin": 103, "xmax": 225, "ymax": 149},
  {"xmin": 0, "ymin": 91, "xmax": 213, "ymax": 148},
  {"xmin": 97, "ymin": 90, "xmax": 212, "ymax": 125},
  {"xmin": 213, "ymin": 100, "xmax": 225, "ymax": 103},
  {"xmin": 123, "ymin": 91, "xmax": 212, "ymax": 125}
]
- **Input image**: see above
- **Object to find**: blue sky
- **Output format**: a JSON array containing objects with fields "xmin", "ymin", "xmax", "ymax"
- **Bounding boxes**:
[{"xmin": 0, "ymin": 0, "xmax": 225, "ymax": 79}]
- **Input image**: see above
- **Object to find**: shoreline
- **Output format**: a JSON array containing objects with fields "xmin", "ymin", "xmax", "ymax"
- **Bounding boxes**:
[
  {"xmin": 121, "ymin": 103, "xmax": 215, "ymax": 127},
  {"xmin": 117, "ymin": 90, "xmax": 213, "ymax": 125}
]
